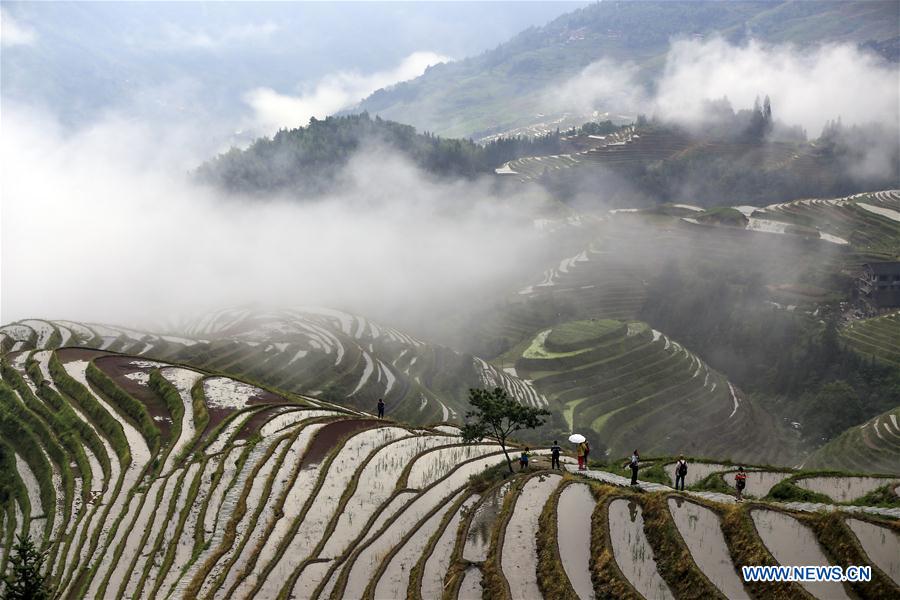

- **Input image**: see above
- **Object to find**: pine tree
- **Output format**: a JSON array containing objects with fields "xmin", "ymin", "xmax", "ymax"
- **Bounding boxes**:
[
  {"xmin": 460, "ymin": 387, "xmax": 550, "ymax": 474},
  {"xmin": 2, "ymin": 534, "xmax": 49, "ymax": 600}
]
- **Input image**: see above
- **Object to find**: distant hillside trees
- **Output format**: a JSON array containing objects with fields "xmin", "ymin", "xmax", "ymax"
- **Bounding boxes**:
[
  {"xmin": 639, "ymin": 262, "xmax": 900, "ymax": 445},
  {"xmin": 197, "ymin": 113, "xmax": 564, "ymax": 196}
]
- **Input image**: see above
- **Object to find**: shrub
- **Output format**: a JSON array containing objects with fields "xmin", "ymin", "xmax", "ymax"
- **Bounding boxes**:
[{"xmin": 1, "ymin": 534, "xmax": 50, "ymax": 600}]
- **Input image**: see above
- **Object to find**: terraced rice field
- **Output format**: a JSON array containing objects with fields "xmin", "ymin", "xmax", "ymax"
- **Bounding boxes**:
[
  {"xmin": 737, "ymin": 190, "xmax": 900, "ymax": 260},
  {"xmin": 795, "ymin": 475, "xmax": 900, "ymax": 503},
  {"xmin": 470, "ymin": 198, "xmax": 851, "ymax": 364},
  {"xmin": 2, "ymin": 343, "xmax": 899, "ymax": 599},
  {"xmin": 721, "ymin": 470, "xmax": 793, "ymax": 498},
  {"xmin": 842, "ymin": 312, "xmax": 900, "ymax": 367},
  {"xmin": 667, "ymin": 498, "xmax": 749, "ymax": 599},
  {"xmin": 606, "ymin": 498, "xmax": 674, "ymax": 599},
  {"xmin": 498, "ymin": 127, "xmax": 696, "ymax": 183},
  {"xmin": 497, "ymin": 127, "xmax": 636, "ymax": 182},
  {"xmin": 846, "ymin": 518, "xmax": 900, "ymax": 586},
  {"xmin": 663, "ymin": 462, "xmax": 733, "ymax": 488},
  {"xmin": 805, "ymin": 404, "xmax": 900, "ymax": 475},
  {"xmin": 751, "ymin": 509, "xmax": 851, "ymax": 599},
  {"xmin": 515, "ymin": 319, "xmax": 789, "ymax": 462},
  {"xmin": 0, "ymin": 311, "xmax": 547, "ymax": 429}
]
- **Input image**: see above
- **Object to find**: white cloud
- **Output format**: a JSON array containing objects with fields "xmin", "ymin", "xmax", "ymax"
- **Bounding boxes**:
[
  {"xmin": 244, "ymin": 51, "xmax": 450, "ymax": 133},
  {"xmin": 654, "ymin": 37, "xmax": 899, "ymax": 135},
  {"xmin": 547, "ymin": 58, "xmax": 648, "ymax": 118},
  {"xmin": 1, "ymin": 8, "xmax": 37, "ymax": 47},
  {"xmin": 159, "ymin": 21, "xmax": 279, "ymax": 50},
  {"xmin": 547, "ymin": 36, "xmax": 899, "ymax": 136},
  {"xmin": 0, "ymin": 103, "xmax": 546, "ymax": 330}
]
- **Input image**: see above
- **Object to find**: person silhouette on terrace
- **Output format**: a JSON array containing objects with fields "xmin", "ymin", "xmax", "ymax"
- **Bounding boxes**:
[
  {"xmin": 674, "ymin": 455, "xmax": 688, "ymax": 491},
  {"xmin": 377, "ymin": 398, "xmax": 385, "ymax": 419},
  {"xmin": 519, "ymin": 447, "xmax": 530, "ymax": 471},
  {"xmin": 735, "ymin": 466, "xmax": 747, "ymax": 501},
  {"xmin": 550, "ymin": 440, "xmax": 561, "ymax": 470},
  {"xmin": 624, "ymin": 450, "xmax": 640, "ymax": 485},
  {"xmin": 576, "ymin": 441, "xmax": 588, "ymax": 470}
]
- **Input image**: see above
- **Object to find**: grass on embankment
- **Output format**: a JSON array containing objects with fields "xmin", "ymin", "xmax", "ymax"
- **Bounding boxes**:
[
  {"xmin": 536, "ymin": 478, "xmax": 579, "ymax": 600},
  {"xmin": 809, "ymin": 511, "xmax": 900, "ymax": 600},
  {"xmin": 589, "ymin": 485, "xmax": 642, "ymax": 600}
]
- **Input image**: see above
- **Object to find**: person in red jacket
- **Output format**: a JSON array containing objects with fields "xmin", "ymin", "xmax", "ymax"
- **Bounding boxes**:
[{"xmin": 735, "ymin": 466, "xmax": 747, "ymax": 501}]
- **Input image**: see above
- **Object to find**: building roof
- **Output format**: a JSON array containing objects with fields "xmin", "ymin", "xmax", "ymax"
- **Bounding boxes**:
[{"xmin": 864, "ymin": 262, "xmax": 900, "ymax": 275}]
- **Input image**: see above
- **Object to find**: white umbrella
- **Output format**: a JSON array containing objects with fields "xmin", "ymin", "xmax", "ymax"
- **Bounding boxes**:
[{"xmin": 568, "ymin": 433, "xmax": 586, "ymax": 444}]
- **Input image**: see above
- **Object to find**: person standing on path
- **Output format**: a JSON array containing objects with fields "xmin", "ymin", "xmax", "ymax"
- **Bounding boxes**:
[
  {"xmin": 519, "ymin": 447, "xmax": 530, "ymax": 471},
  {"xmin": 576, "ymin": 441, "xmax": 587, "ymax": 470},
  {"xmin": 377, "ymin": 398, "xmax": 385, "ymax": 419},
  {"xmin": 583, "ymin": 440, "xmax": 591, "ymax": 467},
  {"xmin": 735, "ymin": 466, "xmax": 747, "ymax": 501},
  {"xmin": 624, "ymin": 450, "xmax": 640, "ymax": 485},
  {"xmin": 550, "ymin": 440, "xmax": 561, "ymax": 470},
  {"xmin": 674, "ymin": 455, "xmax": 688, "ymax": 491}
]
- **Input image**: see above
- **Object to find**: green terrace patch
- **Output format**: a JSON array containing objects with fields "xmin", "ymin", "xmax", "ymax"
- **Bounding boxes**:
[{"xmin": 544, "ymin": 319, "xmax": 626, "ymax": 353}]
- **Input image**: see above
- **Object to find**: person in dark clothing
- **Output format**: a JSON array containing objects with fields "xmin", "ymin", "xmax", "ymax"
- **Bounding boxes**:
[
  {"xmin": 550, "ymin": 441, "xmax": 561, "ymax": 469},
  {"xmin": 735, "ymin": 466, "xmax": 747, "ymax": 501},
  {"xmin": 377, "ymin": 398, "xmax": 385, "ymax": 418},
  {"xmin": 583, "ymin": 440, "xmax": 591, "ymax": 467},
  {"xmin": 674, "ymin": 455, "xmax": 688, "ymax": 491},
  {"xmin": 624, "ymin": 450, "xmax": 640, "ymax": 485},
  {"xmin": 519, "ymin": 447, "xmax": 530, "ymax": 471}
]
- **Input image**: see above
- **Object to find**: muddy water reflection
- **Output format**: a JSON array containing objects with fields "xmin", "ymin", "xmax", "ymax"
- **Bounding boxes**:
[
  {"xmin": 557, "ymin": 483, "xmax": 595, "ymax": 599},
  {"xmin": 796, "ymin": 476, "xmax": 899, "ymax": 503},
  {"xmin": 751, "ymin": 509, "xmax": 850, "ymax": 599},
  {"xmin": 847, "ymin": 518, "xmax": 900, "ymax": 586},
  {"xmin": 501, "ymin": 474, "xmax": 561, "ymax": 600},
  {"xmin": 721, "ymin": 471, "xmax": 791, "ymax": 498},
  {"xmin": 668, "ymin": 497, "xmax": 748, "ymax": 599},
  {"xmin": 457, "ymin": 566, "xmax": 482, "ymax": 600},
  {"xmin": 607, "ymin": 498, "xmax": 673, "ymax": 599},
  {"xmin": 664, "ymin": 463, "xmax": 731, "ymax": 487},
  {"xmin": 463, "ymin": 482, "xmax": 512, "ymax": 562}
]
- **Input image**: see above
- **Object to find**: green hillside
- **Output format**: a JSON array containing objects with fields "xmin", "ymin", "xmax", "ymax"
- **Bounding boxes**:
[
  {"xmin": 843, "ymin": 311, "xmax": 900, "ymax": 366},
  {"xmin": 510, "ymin": 320, "xmax": 792, "ymax": 463},
  {"xmin": 805, "ymin": 404, "xmax": 900, "ymax": 475},
  {"xmin": 354, "ymin": 1, "xmax": 900, "ymax": 138},
  {"xmin": 195, "ymin": 112, "xmax": 562, "ymax": 195}
]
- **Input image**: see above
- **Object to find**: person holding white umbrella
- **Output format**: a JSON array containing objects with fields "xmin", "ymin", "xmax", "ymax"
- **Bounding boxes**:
[{"xmin": 569, "ymin": 433, "xmax": 587, "ymax": 470}]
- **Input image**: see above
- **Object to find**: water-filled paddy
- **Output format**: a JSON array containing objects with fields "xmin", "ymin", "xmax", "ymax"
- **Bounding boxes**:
[
  {"xmin": 463, "ymin": 482, "xmax": 512, "ymax": 562},
  {"xmin": 607, "ymin": 498, "xmax": 673, "ymax": 599},
  {"xmin": 557, "ymin": 483, "xmax": 595, "ymax": 599},
  {"xmin": 501, "ymin": 474, "xmax": 562, "ymax": 600},
  {"xmin": 458, "ymin": 566, "xmax": 483, "ymax": 599},
  {"xmin": 721, "ymin": 471, "xmax": 791, "ymax": 497},
  {"xmin": 796, "ymin": 476, "xmax": 899, "ymax": 503},
  {"xmin": 846, "ymin": 518, "xmax": 900, "ymax": 586},
  {"xmin": 664, "ymin": 462, "xmax": 731, "ymax": 487},
  {"xmin": 667, "ymin": 497, "xmax": 748, "ymax": 598},
  {"xmin": 751, "ymin": 509, "xmax": 850, "ymax": 599}
]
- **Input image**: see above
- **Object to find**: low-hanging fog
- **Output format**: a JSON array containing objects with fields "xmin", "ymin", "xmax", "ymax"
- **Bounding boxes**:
[
  {"xmin": 0, "ymin": 102, "xmax": 551, "ymax": 330},
  {"xmin": 551, "ymin": 36, "xmax": 900, "ymax": 136},
  {"xmin": 3, "ymin": 26, "xmax": 899, "ymax": 337}
]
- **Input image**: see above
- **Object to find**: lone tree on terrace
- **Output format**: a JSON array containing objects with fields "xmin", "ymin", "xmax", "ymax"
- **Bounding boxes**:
[
  {"xmin": 460, "ymin": 387, "xmax": 550, "ymax": 474},
  {"xmin": 2, "ymin": 534, "xmax": 49, "ymax": 600}
]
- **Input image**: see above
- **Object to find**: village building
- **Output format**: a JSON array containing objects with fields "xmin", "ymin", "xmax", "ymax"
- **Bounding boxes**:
[{"xmin": 857, "ymin": 262, "xmax": 900, "ymax": 309}]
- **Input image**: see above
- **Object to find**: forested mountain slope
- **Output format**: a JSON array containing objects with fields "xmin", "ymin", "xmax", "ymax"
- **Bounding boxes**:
[{"xmin": 353, "ymin": 1, "xmax": 899, "ymax": 138}]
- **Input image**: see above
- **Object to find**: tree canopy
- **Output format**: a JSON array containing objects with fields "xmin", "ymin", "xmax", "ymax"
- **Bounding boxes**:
[
  {"xmin": 2, "ymin": 534, "xmax": 49, "ymax": 600},
  {"xmin": 460, "ymin": 387, "xmax": 550, "ymax": 473}
]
